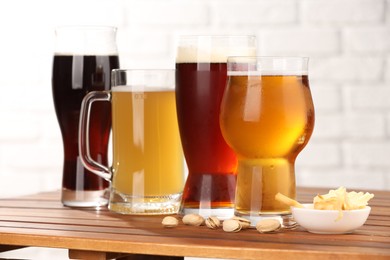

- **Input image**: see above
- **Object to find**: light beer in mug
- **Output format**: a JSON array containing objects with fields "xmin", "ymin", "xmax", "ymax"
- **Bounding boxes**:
[
  {"xmin": 79, "ymin": 69, "xmax": 184, "ymax": 215},
  {"xmin": 110, "ymin": 88, "xmax": 184, "ymax": 213}
]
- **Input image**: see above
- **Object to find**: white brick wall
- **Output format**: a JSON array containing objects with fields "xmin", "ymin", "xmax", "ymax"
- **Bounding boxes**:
[
  {"xmin": 125, "ymin": 2, "xmax": 210, "ymax": 27},
  {"xmin": 0, "ymin": 0, "xmax": 389, "ymax": 199},
  {"xmin": 386, "ymin": 55, "xmax": 390, "ymax": 81},
  {"xmin": 343, "ymin": 26, "xmax": 390, "ymax": 53},
  {"xmin": 346, "ymin": 85, "xmax": 390, "ymax": 110},
  {"xmin": 301, "ymin": 0, "xmax": 385, "ymax": 23},
  {"xmin": 310, "ymin": 57, "xmax": 383, "ymax": 81},
  {"xmin": 214, "ymin": 0, "xmax": 297, "ymax": 26},
  {"xmin": 259, "ymin": 28, "xmax": 340, "ymax": 56}
]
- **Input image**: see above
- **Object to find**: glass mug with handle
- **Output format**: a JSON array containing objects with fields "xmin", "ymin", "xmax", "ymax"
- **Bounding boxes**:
[
  {"xmin": 220, "ymin": 56, "xmax": 315, "ymax": 225},
  {"xmin": 175, "ymin": 35, "xmax": 256, "ymax": 219},
  {"xmin": 52, "ymin": 26, "xmax": 119, "ymax": 207},
  {"xmin": 79, "ymin": 69, "xmax": 184, "ymax": 214}
]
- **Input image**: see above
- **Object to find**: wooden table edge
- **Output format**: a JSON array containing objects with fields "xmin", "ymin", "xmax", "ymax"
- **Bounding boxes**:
[{"xmin": 0, "ymin": 232, "xmax": 389, "ymax": 260}]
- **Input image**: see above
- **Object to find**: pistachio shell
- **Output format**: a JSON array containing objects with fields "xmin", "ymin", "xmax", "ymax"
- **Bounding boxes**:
[
  {"xmin": 283, "ymin": 221, "xmax": 298, "ymax": 230},
  {"xmin": 162, "ymin": 216, "xmax": 179, "ymax": 228},
  {"xmin": 231, "ymin": 216, "xmax": 251, "ymax": 229},
  {"xmin": 256, "ymin": 219, "xmax": 281, "ymax": 233},
  {"xmin": 223, "ymin": 219, "xmax": 242, "ymax": 233},
  {"xmin": 205, "ymin": 216, "xmax": 221, "ymax": 229},
  {"xmin": 182, "ymin": 214, "xmax": 204, "ymax": 226}
]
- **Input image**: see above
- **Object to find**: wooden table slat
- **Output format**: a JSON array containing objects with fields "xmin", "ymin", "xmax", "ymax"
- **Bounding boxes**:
[{"xmin": 0, "ymin": 187, "xmax": 389, "ymax": 260}]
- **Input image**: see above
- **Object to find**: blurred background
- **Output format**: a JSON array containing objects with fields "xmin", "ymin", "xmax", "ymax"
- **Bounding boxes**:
[{"xmin": 0, "ymin": 0, "xmax": 389, "ymax": 258}]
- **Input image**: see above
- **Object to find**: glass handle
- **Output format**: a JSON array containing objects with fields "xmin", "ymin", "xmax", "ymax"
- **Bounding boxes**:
[{"xmin": 78, "ymin": 91, "xmax": 112, "ymax": 181}]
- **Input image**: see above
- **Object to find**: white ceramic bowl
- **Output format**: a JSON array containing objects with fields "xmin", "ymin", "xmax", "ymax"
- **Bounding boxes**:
[{"xmin": 291, "ymin": 203, "xmax": 371, "ymax": 234}]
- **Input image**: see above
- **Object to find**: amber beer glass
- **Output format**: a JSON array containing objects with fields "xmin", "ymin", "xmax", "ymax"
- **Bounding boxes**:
[
  {"xmin": 79, "ymin": 69, "xmax": 184, "ymax": 214},
  {"xmin": 52, "ymin": 26, "xmax": 119, "ymax": 207},
  {"xmin": 220, "ymin": 57, "xmax": 315, "ymax": 223},
  {"xmin": 176, "ymin": 36, "xmax": 256, "ymax": 218}
]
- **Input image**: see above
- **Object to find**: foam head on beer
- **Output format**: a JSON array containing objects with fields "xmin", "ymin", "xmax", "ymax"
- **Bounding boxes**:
[
  {"xmin": 227, "ymin": 56, "xmax": 309, "ymax": 76},
  {"xmin": 111, "ymin": 70, "xmax": 175, "ymax": 93},
  {"xmin": 112, "ymin": 85, "xmax": 174, "ymax": 93},
  {"xmin": 176, "ymin": 36, "xmax": 256, "ymax": 63}
]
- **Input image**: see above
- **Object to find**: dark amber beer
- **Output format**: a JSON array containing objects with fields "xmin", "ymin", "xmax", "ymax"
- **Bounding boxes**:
[
  {"xmin": 52, "ymin": 27, "xmax": 119, "ymax": 207},
  {"xmin": 176, "ymin": 63, "xmax": 237, "ymax": 209},
  {"xmin": 220, "ymin": 57, "xmax": 314, "ymax": 223},
  {"xmin": 175, "ymin": 36, "xmax": 256, "ymax": 218},
  {"xmin": 52, "ymin": 55, "xmax": 119, "ymax": 193}
]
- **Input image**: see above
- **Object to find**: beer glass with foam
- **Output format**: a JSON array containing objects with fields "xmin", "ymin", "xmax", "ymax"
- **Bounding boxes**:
[
  {"xmin": 79, "ymin": 69, "xmax": 184, "ymax": 214},
  {"xmin": 220, "ymin": 57, "xmax": 315, "ymax": 225},
  {"xmin": 175, "ymin": 36, "xmax": 256, "ymax": 218},
  {"xmin": 52, "ymin": 26, "xmax": 119, "ymax": 207}
]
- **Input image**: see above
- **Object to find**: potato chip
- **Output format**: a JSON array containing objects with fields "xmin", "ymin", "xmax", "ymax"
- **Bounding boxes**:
[
  {"xmin": 275, "ymin": 193, "xmax": 304, "ymax": 208},
  {"xmin": 313, "ymin": 195, "xmax": 341, "ymax": 210},
  {"xmin": 345, "ymin": 191, "xmax": 374, "ymax": 210},
  {"xmin": 313, "ymin": 187, "xmax": 374, "ymax": 221},
  {"xmin": 314, "ymin": 187, "xmax": 345, "ymax": 220}
]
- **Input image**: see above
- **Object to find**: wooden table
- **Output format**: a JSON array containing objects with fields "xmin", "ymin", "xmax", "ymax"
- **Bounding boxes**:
[{"xmin": 0, "ymin": 187, "xmax": 389, "ymax": 260}]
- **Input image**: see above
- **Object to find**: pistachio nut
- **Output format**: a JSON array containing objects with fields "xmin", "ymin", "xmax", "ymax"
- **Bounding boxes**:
[
  {"xmin": 255, "ymin": 219, "xmax": 281, "ymax": 233},
  {"xmin": 162, "ymin": 216, "xmax": 179, "ymax": 228},
  {"xmin": 205, "ymin": 216, "xmax": 221, "ymax": 229},
  {"xmin": 182, "ymin": 214, "xmax": 205, "ymax": 226},
  {"xmin": 231, "ymin": 216, "xmax": 251, "ymax": 229},
  {"xmin": 222, "ymin": 219, "xmax": 242, "ymax": 233}
]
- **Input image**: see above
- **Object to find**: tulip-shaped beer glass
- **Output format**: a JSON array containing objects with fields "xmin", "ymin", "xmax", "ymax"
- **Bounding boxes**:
[{"xmin": 220, "ymin": 57, "xmax": 315, "ymax": 224}]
